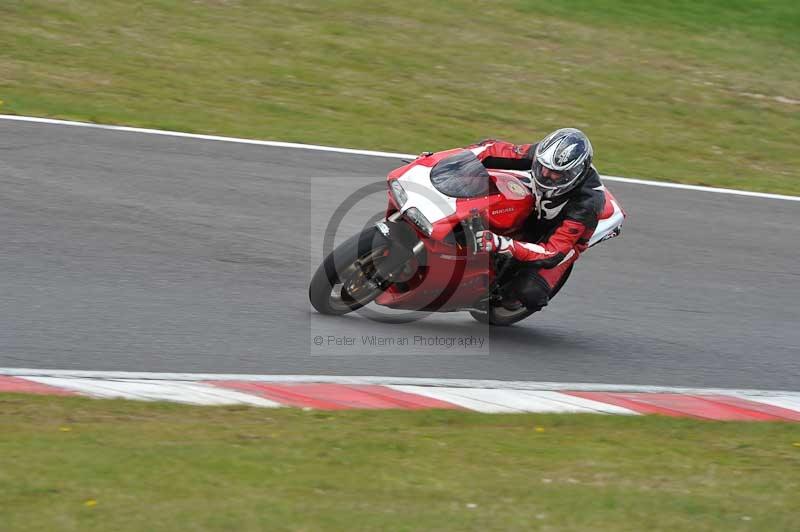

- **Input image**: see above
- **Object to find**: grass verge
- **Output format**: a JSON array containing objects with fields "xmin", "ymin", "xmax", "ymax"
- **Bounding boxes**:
[
  {"xmin": 1, "ymin": 1, "xmax": 799, "ymax": 195},
  {"xmin": 1, "ymin": 393, "xmax": 799, "ymax": 531}
]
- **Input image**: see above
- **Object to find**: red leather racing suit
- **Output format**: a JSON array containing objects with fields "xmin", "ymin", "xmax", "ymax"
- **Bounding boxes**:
[{"xmin": 467, "ymin": 139, "xmax": 609, "ymax": 307}]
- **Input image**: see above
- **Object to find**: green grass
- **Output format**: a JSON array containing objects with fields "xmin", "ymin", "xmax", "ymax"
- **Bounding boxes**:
[
  {"xmin": 1, "ymin": 1, "xmax": 799, "ymax": 194},
  {"xmin": 1, "ymin": 394, "xmax": 799, "ymax": 531}
]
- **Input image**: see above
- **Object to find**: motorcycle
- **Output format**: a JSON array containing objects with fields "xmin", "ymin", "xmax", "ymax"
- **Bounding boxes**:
[{"xmin": 309, "ymin": 148, "xmax": 625, "ymax": 326}]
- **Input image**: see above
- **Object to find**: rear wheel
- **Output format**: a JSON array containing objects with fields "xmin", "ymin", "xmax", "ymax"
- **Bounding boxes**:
[
  {"xmin": 469, "ymin": 265, "xmax": 574, "ymax": 326},
  {"xmin": 309, "ymin": 228, "xmax": 395, "ymax": 315}
]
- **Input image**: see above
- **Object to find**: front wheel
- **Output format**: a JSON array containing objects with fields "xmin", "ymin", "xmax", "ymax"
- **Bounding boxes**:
[{"xmin": 309, "ymin": 227, "xmax": 396, "ymax": 315}]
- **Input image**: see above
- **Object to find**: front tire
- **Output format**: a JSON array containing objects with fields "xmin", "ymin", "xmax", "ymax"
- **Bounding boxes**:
[{"xmin": 309, "ymin": 227, "xmax": 394, "ymax": 315}]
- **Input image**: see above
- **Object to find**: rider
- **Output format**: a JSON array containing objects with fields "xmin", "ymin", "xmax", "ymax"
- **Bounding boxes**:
[{"xmin": 468, "ymin": 128, "xmax": 607, "ymax": 313}]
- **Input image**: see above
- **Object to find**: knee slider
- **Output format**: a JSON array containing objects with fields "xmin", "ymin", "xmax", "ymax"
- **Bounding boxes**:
[{"xmin": 514, "ymin": 275, "xmax": 550, "ymax": 311}]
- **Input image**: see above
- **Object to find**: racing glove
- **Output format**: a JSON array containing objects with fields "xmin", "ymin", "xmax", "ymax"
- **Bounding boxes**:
[{"xmin": 475, "ymin": 230, "xmax": 513, "ymax": 256}]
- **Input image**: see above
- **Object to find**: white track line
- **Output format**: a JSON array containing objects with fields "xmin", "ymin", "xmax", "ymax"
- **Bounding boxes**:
[
  {"xmin": 2, "ymin": 369, "xmax": 799, "ymax": 398},
  {"xmin": 1, "ymin": 114, "xmax": 798, "ymax": 202},
  {"xmin": 0, "ymin": 114, "xmax": 412, "ymax": 158},
  {"xmin": 595, "ymin": 174, "xmax": 799, "ymax": 201}
]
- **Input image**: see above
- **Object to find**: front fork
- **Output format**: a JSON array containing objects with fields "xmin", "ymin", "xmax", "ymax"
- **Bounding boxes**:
[{"xmin": 367, "ymin": 212, "xmax": 425, "ymax": 289}]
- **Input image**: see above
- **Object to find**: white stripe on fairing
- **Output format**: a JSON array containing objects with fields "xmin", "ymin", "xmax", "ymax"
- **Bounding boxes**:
[
  {"xmin": 588, "ymin": 199, "xmax": 624, "ymax": 247},
  {"xmin": 24, "ymin": 377, "xmax": 280, "ymax": 407},
  {"xmin": 1, "ymin": 114, "xmax": 798, "ymax": 202},
  {"xmin": 3, "ymin": 369, "xmax": 800, "ymax": 398},
  {"xmin": 396, "ymin": 164, "xmax": 456, "ymax": 223},
  {"xmin": 389, "ymin": 386, "xmax": 639, "ymax": 414},
  {"xmin": 469, "ymin": 145, "xmax": 489, "ymax": 157}
]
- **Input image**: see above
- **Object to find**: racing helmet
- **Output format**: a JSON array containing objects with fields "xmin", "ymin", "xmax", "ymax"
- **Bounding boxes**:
[{"xmin": 532, "ymin": 128, "xmax": 593, "ymax": 199}]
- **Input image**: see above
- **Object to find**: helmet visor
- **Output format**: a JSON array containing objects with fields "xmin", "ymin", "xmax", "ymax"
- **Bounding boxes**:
[{"xmin": 532, "ymin": 159, "xmax": 583, "ymax": 192}]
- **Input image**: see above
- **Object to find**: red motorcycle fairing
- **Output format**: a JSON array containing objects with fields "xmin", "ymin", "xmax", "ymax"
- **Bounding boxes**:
[
  {"xmin": 483, "ymin": 171, "xmax": 534, "ymax": 231},
  {"xmin": 377, "ymin": 164, "xmax": 534, "ymax": 312}
]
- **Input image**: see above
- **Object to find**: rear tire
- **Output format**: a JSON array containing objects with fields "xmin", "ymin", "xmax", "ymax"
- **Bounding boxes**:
[
  {"xmin": 309, "ymin": 227, "xmax": 393, "ymax": 315},
  {"xmin": 469, "ymin": 264, "xmax": 574, "ymax": 326}
]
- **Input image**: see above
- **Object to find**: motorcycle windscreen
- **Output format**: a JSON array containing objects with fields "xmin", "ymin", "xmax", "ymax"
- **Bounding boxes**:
[{"xmin": 429, "ymin": 151, "xmax": 497, "ymax": 198}]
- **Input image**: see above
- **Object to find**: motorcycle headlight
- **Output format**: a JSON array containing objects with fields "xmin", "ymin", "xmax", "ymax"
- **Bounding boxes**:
[
  {"xmin": 403, "ymin": 207, "xmax": 433, "ymax": 236},
  {"xmin": 389, "ymin": 179, "xmax": 407, "ymax": 207}
]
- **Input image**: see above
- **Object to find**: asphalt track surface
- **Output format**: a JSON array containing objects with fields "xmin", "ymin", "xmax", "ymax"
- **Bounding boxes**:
[{"xmin": 1, "ymin": 120, "xmax": 798, "ymax": 390}]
